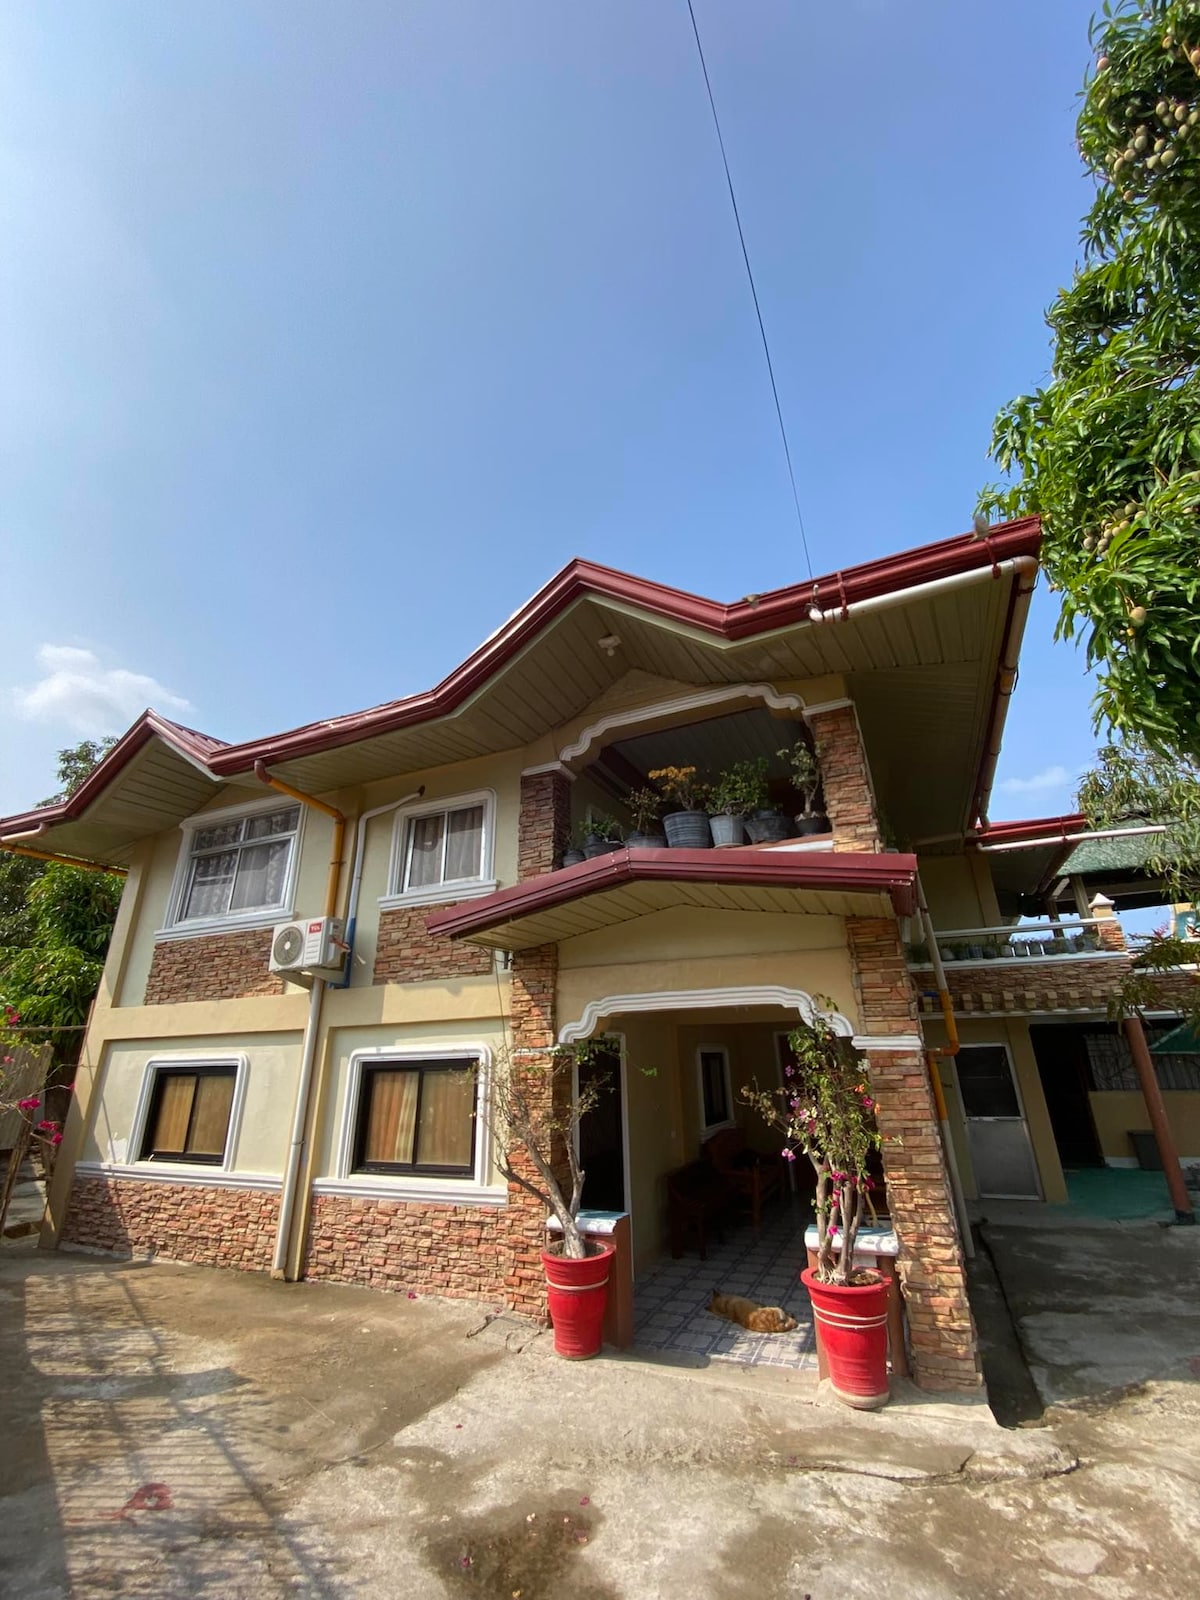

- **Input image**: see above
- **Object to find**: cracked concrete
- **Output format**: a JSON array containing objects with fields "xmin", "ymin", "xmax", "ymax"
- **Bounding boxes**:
[{"xmin": 2, "ymin": 1239, "xmax": 1198, "ymax": 1598}]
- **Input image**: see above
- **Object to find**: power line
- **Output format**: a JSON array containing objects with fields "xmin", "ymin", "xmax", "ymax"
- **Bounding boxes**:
[{"xmin": 685, "ymin": 0, "xmax": 814, "ymax": 579}]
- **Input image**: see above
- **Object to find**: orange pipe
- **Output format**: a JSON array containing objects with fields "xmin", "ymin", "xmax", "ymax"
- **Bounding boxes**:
[
  {"xmin": 1122, "ymin": 1016, "xmax": 1195, "ymax": 1224},
  {"xmin": 0, "ymin": 842, "xmax": 126, "ymax": 876}
]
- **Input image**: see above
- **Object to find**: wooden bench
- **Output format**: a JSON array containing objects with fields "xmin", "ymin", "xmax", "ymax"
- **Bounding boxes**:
[
  {"xmin": 666, "ymin": 1162, "xmax": 731, "ymax": 1260},
  {"xmin": 702, "ymin": 1127, "xmax": 784, "ymax": 1231}
]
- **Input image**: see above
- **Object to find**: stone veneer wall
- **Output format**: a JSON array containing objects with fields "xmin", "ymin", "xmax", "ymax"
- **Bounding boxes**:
[
  {"xmin": 144, "ymin": 929, "xmax": 285, "ymax": 1005},
  {"xmin": 61, "ymin": 1175, "xmax": 280, "ymax": 1271},
  {"xmin": 373, "ymin": 904, "xmax": 493, "ymax": 984},
  {"xmin": 305, "ymin": 771, "xmax": 573, "ymax": 1316},
  {"xmin": 846, "ymin": 917, "xmax": 982, "ymax": 1392},
  {"xmin": 917, "ymin": 956, "xmax": 1134, "ymax": 1018},
  {"xmin": 808, "ymin": 704, "xmax": 882, "ymax": 852}
]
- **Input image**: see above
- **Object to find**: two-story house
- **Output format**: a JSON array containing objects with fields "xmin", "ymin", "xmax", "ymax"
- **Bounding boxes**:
[{"xmin": 8, "ymin": 514, "xmax": 1187, "ymax": 1393}]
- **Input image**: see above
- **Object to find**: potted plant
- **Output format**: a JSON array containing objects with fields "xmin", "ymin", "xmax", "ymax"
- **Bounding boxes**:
[
  {"xmin": 561, "ymin": 820, "xmax": 590, "ymax": 868},
  {"xmin": 741, "ymin": 1005, "xmax": 891, "ymax": 1409},
  {"xmin": 647, "ymin": 766, "xmax": 712, "ymax": 849},
  {"xmin": 708, "ymin": 758, "xmax": 768, "ymax": 847},
  {"xmin": 481, "ymin": 1041, "xmax": 616, "ymax": 1359},
  {"xmin": 625, "ymin": 785, "xmax": 667, "ymax": 849},
  {"xmin": 777, "ymin": 738, "xmax": 829, "ymax": 837},
  {"xmin": 581, "ymin": 812, "xmax": 623, "ymax": 859}
]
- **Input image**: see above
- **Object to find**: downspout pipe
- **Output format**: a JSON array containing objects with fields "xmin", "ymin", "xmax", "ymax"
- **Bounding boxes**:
[
  {"xmin": 330, "ymin": 785, "xmax": 424, "ymax": 989},
  {"xmin": 916, "ymin": 874, "xmax": 974, "ymax": 1258},
  {"xmin": 253, "ymin": 762, "xmax": 347, "ymax": 1280}
]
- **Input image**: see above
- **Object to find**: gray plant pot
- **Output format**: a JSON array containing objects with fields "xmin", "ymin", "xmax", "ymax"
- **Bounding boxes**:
[
  {"xmin": 663, "ymin": 810, "xmax": 712, "ymax": 849},
  {"xmin": 709, "ymin": 814, "xmax": 745, "ymax": 847},
  {"xmin": 626, "ymin": 831, "xmax": 667, "ymax": 849},
  {"xmin": 583, "ymin": 837, "xmax": 622, "ymax": 859},
  {"xmin": 561, "ymin": 849, "xmax": 585, "ymax": 867},
  {"xmin": 745, "ymin": 810, "xmax": 790, "ymax": 843},
  {"xmin": 794, "ymin": 813, "xmax": 830, "ymax": 837}
]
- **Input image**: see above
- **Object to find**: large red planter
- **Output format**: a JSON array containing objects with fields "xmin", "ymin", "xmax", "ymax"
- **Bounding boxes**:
[
  {"xmin": 801, "ymin": 1266, "xmax": 891, "ymax": 1409},
  {"xmin": 541, "ymin": 1240, "xmax": 615, "ymax": 1359}
]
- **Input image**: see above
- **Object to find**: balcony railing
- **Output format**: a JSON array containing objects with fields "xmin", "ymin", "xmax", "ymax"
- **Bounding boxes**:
[{"xmin": 906, "ymin": 916, "xmax": 1124, "ymax": 969}]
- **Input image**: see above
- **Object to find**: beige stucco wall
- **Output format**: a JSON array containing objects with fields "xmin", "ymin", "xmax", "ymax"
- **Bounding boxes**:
[
  {"xmin": 1088, "ymin": 1091, "xmax": 1200, "ymax": 1163},
  {"xmin": 917, "ymin": 855, "xmax": 989, "ymax": 931},
  {"xmin": 84, "ymin": 1033, "xmax": 301, "ymax": 1174},
  {"xmin": 926, "ymin": 1016, "xmax": 1067, "ymax": 1204}
]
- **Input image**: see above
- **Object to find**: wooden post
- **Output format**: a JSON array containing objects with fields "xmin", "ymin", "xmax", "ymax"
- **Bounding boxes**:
[{"xmin": 1122, "ymin": 1016, "xmax": 1195, "ymax": 1224}]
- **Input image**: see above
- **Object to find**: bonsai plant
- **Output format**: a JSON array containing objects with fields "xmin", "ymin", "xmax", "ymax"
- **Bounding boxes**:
[
  {"xmin": 625, "ymin": 785, "xmax": 666, "ymax": 848},
  {"xmin": 481, "ymin": 1039, "xmax": 616, "ymax": 1358},
  {"xmin": 708, "ymin": 758, "xmax": 769, "ymax": 847},
  {"xmin": 561, "ymin": 818, "xmax": 591, "ymax": 867},
  {"xmin": 741, "ymin": 1005, "xmax": 891, "ymax": 1408},
  {"xmin": 777, "ymin": 738, "xmax": 828, "ymax": 836},
  {"xmin": 647, "ymin": 766, "xmax": 712, "ymax": 849}
]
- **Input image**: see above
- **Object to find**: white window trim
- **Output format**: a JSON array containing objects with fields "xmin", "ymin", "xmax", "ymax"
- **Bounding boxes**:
[
  {"xmin": 127, "ymin": 1052, "xmax": 249, "ymax": 1176},
  {"xmin": 696, "ymin": 1044, "xmax": 736, "ymax": 1138},
  {"xmin": 326, "ymin": 1043, "xmax": 506, "ymax": 1205},
  {"xmin": 156, "ymin": 794, "xmax": 306, "ymax": 941},
  {"xmin": 378, "ymin": 788, "xmax": 498, "ymax": 910}
]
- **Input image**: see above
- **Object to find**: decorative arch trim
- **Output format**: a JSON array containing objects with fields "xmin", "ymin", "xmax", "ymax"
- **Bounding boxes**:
[
  {"xmin": 557, "ymin": 684, "xmax": 805, "ymax": 769},
  {"xmin": 557, "ymin": 984, "xmax": 855, "ymax": 1045}
]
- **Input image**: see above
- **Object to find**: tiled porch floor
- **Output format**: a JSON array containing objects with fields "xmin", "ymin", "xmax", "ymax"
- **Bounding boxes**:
[{"xmin": 632, "ymin": 1198, "xmax": 819, "ymax": 1370}]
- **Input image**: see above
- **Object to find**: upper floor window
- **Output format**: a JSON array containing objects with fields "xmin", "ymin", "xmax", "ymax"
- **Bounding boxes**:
[
  {"xmin": 383, "ymin": 791, "xmax": 497, "ymax": 908},
  {"xmin": 164, "ymin": 801, "xmax": 303, "ymax": 934}
]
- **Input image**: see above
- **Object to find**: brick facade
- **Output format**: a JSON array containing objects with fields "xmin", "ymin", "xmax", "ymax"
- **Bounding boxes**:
[
  {"xmin": 919, "ymin": 955, "xmax": 1133, "ymax": 1018},
  {"xmin": 144, "ymin": 929, "xmax": 284, "ymax": 1006},
  {"xmin": 62, "ymin": 1175, "xmax": 280, "ymax": 1270},
  {"xmin": 373, "ymin": 903, "xmax": 493, "ymax": 984},
  {"xmin": 518, "ymin": 769, "xmax": 571, "ymax": 879},
  {"xmin": 846, "ymin": 916, "xmax": 982, "ymax": 1392},
  {"xmin": 808, "ymin": 705, "xmax": 882, "ymax": 852}
]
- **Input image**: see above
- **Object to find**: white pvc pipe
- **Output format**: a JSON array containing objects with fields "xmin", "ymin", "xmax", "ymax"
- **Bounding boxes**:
[
  {"xmin": 272, "ymin": 976, "xmax": 325, "ymax": 1278},
  {"xmin": 979, "ymin": 823, "xmax": 1167, "ymax": 853}
]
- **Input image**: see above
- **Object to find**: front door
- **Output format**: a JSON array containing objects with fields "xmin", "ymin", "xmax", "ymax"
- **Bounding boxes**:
[
  {"xmin": 577, "ymin": 1037, "xmax": 626, "ymax": 1213},
  {"xmin": 956, "ymin": 1044, "xmax": 1041, "ymax": 1199}
]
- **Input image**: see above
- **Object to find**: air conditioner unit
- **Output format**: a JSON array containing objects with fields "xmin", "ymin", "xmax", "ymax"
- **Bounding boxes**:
[{"xmin": 270, "ymin": 916, "xmax": 346, "ymax": 974}]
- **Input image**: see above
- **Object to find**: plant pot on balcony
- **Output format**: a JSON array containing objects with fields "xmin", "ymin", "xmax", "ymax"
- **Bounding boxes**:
[
  {"xmin": 542, "ymin": 1239, "xmax": 616, "ymax": 1359},
  {"xmin": 561, "ymin": 849, "xmax": 586, "ymax": 868},
  {"xmin": 801, "ymin": 1266, "xmax": 891, "ymax": 1410},
  {"xmin": 583, "ymin": 834, "xmax": 622, "ymax": 859},
  {"xmin": 625, "ymin": 831, "xmax": 667, "ymax": 849},
  {"xmin": 709, "ymin": 813, "xmax": 745, "ymax": 847},
  {"xmin": 794, "ymin": 812, "xmax": 830, "ymax": 837},
  {"xmin": 663, "ymin": 810, "xmax": 712, "ymax": 849},
  {"xmin": 745, "ymin": 809, "xmax": 791, "ymax": 843}
]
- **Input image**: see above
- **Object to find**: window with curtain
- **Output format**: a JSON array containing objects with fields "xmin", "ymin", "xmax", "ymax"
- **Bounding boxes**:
[
  {"xmin": 353, "ymin": 1059, "xmax": 478, "ymax": 1177},
  {"xmin": 140, "ymin": 1065, "xmax": 237, "ymax": 1164},
  {"xmin": 176, "ymin": 805, "xmax": 300, "ymax": 923},
  {"xmin": 397, "ymin": 802, "xmax": 486, "ymax": 894}
]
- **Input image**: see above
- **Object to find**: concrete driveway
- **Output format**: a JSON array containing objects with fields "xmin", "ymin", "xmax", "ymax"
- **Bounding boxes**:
[{"xmin": 3, "ymin": 1239, "xmax": 1200, "ymax": 1599}]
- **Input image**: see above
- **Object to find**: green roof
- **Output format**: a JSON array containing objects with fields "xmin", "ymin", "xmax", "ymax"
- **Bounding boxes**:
[
  {"xmin": 1151, "ymin": 1022, "xmax": 1200, "ymax": 1055},
  {"xmin": 1061, "ymin": 832, "xmax": 1162, "ymax": 875}
]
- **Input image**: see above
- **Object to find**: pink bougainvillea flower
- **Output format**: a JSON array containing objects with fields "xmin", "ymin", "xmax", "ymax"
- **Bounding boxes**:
[
  {"xmin": 3, "ymin": 1056, "xmax": 13, "ymax": 1066},
  {"xmin": 406, "ymin": 1290, "xmax": 418, "ymax": 1299},
  {"xmin": 579, "ymin": 1496, "xmax": 590, "ymax": 1507},
  {"xmin": 17, "ymin": 1096, "xmax": 40, "ymax": 1112},
  {"xmin": 51, "ymin": 1132, "xmax": 63, "ymax": 1146},
  {"xmin": 861, "ymin": 1095, "xmax": 875, "ymax": 1109},
  {"xmin": 35, "ymin": 1120, "xmax": 59, "ymax": 1133},
  {"xmin": 782, "ymin": 1148, "xmax": 796, "ymax": 1162}
]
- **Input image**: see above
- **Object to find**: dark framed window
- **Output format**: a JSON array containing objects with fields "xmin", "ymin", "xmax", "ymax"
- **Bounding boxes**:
[
  {"xmin": 140, "ymin": 1064, "xmax": 237, "ymax": 1165},
  {"xmin": 698, "ymin": 1047, "xmax": 732, "ymax": 1131},
  {"xmin": 353, "ymin": 1058, "xmax": 478, "ymax": 1177},
  {"xmin": 1085, "ymin": 1024, "xmax": 1200, "ymax": 1092}
]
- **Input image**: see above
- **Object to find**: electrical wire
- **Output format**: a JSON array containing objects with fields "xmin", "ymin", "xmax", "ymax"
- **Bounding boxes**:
[{"xmin": 685, "ymin": 0, "xmax": 814, "ymax": 579}]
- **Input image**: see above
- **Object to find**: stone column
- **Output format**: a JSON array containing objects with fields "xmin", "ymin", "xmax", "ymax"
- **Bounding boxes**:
[
  {"xmin": 808, "ymin": 704, "xmax": 883, "ymax": 852},
  {"xmin": 518, "ymin": 768, "xmax": 572, "ymax": 880},
  {"xmin": 846, "ymin": 916, "xmax": 982, "ymax": 1391}
]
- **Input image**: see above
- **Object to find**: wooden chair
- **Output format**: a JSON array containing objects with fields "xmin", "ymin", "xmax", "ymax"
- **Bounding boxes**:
[
  {"xmin": 666, "ymin": 1161, "xmax": 731, "ymax": 1259},
  {"xmin": 701, "ymin": 1127, "xmax": 784, "ymax": 1231}
]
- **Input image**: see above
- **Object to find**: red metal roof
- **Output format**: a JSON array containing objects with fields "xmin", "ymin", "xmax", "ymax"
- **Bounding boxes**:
[
  {"xmin": 1, "ymin": 517, "xmax": 1041, "ymax": 845},
  {"xmin": 976, "ymin": 814, "xmax": 1088, "ymax": 846},
  {"xmin": 427, "ymin": 847, "xmax": 920, "ymax": 943}
]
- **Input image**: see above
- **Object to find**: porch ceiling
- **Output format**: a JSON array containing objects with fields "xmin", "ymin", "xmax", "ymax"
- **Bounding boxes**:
[{"xmin": 426, "ymin": 846, "xmax": 917, "ymax": 952}]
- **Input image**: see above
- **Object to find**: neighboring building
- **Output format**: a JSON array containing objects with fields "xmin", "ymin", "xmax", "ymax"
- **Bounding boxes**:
[{"xmin": 2, "ymin": 515, "xmax": 1190, "ymax": 1391}]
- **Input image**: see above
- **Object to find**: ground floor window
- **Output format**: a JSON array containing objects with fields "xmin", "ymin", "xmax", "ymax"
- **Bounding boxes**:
[
  {"xmin": 353, "ymin": 1058, "xmax": 478, "ymax": 1177},
  {"xmin": 140, "ymin": 1064, "xmax": 237, "ymax": 1164},
  {"xmin": 1084, "ymin": 1023, "xmax": 1200, "ymax": 1093},
  {"xmin": 697, "ymin": 1046, "xmax": 733, "ymax": 1133}
]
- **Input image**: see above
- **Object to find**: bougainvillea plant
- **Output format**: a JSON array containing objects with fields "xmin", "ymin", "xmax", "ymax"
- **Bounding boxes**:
[
  {"xmin": 0, "ymin": 1001, "xmax": 63, "ymax": 1154},
  {"xmin": 741, "ymin": 1004, "xmax": 882, "ymax": 1285}
]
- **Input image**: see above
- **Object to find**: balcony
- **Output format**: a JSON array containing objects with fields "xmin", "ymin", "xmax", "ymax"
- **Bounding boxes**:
[{"xmin": 907, "ymin": 916, "xmax": 1124, "ymax": 970}]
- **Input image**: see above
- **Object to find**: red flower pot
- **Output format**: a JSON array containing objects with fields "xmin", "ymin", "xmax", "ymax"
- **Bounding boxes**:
[
  {"xmin": 801, "ymin": 1266, "xmax": 891, "ymax": 1409},
  {"xmin": 541, "ymin": 1240, "xmax": 615, "ymax": 1359}
]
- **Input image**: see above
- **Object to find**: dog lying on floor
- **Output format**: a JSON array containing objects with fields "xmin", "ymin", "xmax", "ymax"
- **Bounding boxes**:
[{"xmin": 706, "ymin": 1291, "xmax": 798, "ymax": 1334}]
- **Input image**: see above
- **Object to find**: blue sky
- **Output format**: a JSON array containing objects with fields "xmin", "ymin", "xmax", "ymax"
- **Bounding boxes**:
[{"xmin": 2, "ymin": 0, "xmax": 1103, "ymax": 819}]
